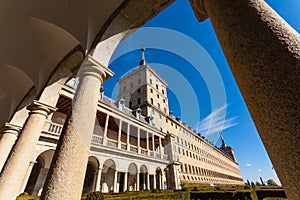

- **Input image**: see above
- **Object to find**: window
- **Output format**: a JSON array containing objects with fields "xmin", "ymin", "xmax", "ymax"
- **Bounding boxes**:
[
  {"xmin": 123, "ymin": 86, "xmax": 126, "ymax": 91},
  {"xmin": 159, "ymin": 114, "xmax": 162, "ymax": 119},
  {"xmin": 137, "ymin": 98, "xmax": 141, "ymax": 104},
  {"xmin": 138, "ymin": 79, "xmax": 141, "ymax": 84},
  {"xmin": 178, "ymin": 147, "xmax": 181, "ymax": 153},
  {"xmin": 150, "ymin": 79, "xmax": 152, "ymax": 84},
  {"xmin": 150, "ymin": 88, "xmax": 153, "ymax": 93},
  {"xmin": 162, "ymin": 89, "xmax": 164, "ymax": 94},
  {"xmin": 158, "ymin": 103, "xmax": 160, "ymax": 109},
  {"xmin": 138, "ymin": 88, "xmax": 141, "ymax": 93},
  {"xmin": 164, "ymin": 108, "xmax": 166, "ymax": 113},
  {"xmin": 156, "ymin": 84, "xmax": 159, "ymax": 89},
  {"xmin": 151, "ymin": 98, "xmax": 153, "ymax": 104},
  {"xmin": 163, "ymin": 99, "xmax": 166, "ymax": 103},
  {"xmin": 129, "ymin": 101, "xmax": 132, "ymax": 108},
  {"xmin": 157, "ymin": 94, "xmax": 159, "ymax": 98},
  {"xmin": 130, "ymin": 82, "xmax": 133, "ymax": 88},
  {"xmin": 152, "ymin": 109, "xmax": 155, "ymax": 115}
]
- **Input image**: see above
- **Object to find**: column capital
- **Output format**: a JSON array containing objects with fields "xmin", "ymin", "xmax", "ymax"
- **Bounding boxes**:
[
  {"xmin": 1, "ymin": 123, "xmax": 22, "ymax": 137},
  {"xmin": 27, "ymin": 100, "xmax": 56, "ymax": 116},
  {"xmin": 189, "ymin": 0, "xmax": 208, "ymax": 22},
  {"xmin": 79, "ymin": 55, "xmax": 114, "ymax": 82}
]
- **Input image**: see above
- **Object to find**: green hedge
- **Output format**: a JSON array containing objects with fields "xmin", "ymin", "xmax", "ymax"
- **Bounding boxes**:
[{"xmin": 17, "ymin": 185, "xmax": 286, "ymax": 200}]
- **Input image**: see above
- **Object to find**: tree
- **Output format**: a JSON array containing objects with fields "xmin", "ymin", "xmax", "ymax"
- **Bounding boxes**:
[{"xmin": 266, "ymin": 179, "xmax": 278, "ymax": 186}]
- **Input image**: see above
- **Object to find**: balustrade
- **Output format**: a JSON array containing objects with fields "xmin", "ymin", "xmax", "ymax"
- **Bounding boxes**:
[
  {"xmin": 42, "ymin": 122, "xmax": 168, "ymax": 160},
  {"xmin": 91, "ymin": 135, "xmax": 103, "ymax": 145},
  {"xmin": 130, "ymin": 145, "xmax": 138, "ymax": 153},
  {"xmin": 44, "ymin": 121, "xmax": 63, "ymax": 135},
  {"xmin": 140, "ymin": 148, "xmax": 148, "ymax": 155},
  {"xmin": 106, "ymin": 138, "xmax": 118, "ymax": 148}
]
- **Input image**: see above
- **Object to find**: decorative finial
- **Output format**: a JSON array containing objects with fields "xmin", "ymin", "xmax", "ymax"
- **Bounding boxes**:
[{"xmin": 139, "ymin": 48, "xmax": 147, "ymax": 66}]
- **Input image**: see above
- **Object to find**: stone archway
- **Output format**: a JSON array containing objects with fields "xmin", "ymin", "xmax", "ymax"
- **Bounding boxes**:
[
  {"xmin": 101, "ymin": 159, "xmax": 116, "ymax": 193},
  {"xmin": 24, "ymin": 149, "xmax": 54, "ymax": 195},
  {"xmin": 156, "ymin": 167, "xmax": 162, "ymax": 190},
  {"xmin": 139, "ymin": 165, "xmax": 148, "ymax": 190},
  {"xmin": 127, "ymin": 163, "xmax": 138, "ymax": 191},
  {"xmin": 83, "ymin": 156, "xmax": 99, "ymax": 193}
]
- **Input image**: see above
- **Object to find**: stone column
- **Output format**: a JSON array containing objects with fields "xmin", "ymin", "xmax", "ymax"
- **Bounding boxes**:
[
  {"xmin": 40, "ymin": 56, "xmax": 113, "ymax": 200},
  {"xmin": 136, "ymin": 173, "xmax": 139, "ymax": 191},
  {"xmin": 189, "ymin": 1, "xmax": 300, "ymax": 199},
  {"xmin": 159, "ymin": 137, "xmax": 163, "ymax": 159},
  {"xmin": 95, "ymin": 167, "xmax": 102, "ymax": 191},
  {"xmin": 146, "ymin": 132, "xmax": 149, "ymax": 156},
  {"xmin": 0, "ymin": 123, "xmax": 21, "ymax": 172},
  {"xmin": 153, "ymin": 174, "xmax": 156, "ymax": 189},
  {"xmin": 161, "ymin": 172, "xmax": 165, "ymax": 190},
  {"xmin": 117, "ymin": 120, "xmax": 122, "ymax": 149},
  {"xmin": 103, "ymin": 114, "xmax": 110, "ymax": 145},
  {"xmin": 123, "ymin": 172, "xmax": 128, "ymax": 192},
  {"xmin": 19, "ymin": 161, "xmax": 37, "ymax": 194},
  {"xmin": 137, "ymin": 128, "xmax": 140, "ymax": 154},
  {"xmin": 126, "ymin": 124, "xmax": 130, "ymax": 151},
  {"xmin": 146, "ymin": 173, "xmax": 150, "ymax": 190},
  {"xmin": 0, "ymin": 101, "xmax": 55, "ymax": 200},
  {"xmin": 152, "ymin": 134, "xmax": 155, "ymax": 156},
  {"xmin": 113, "ymin": 170, "xmax": 118, "ymax": 193},
  {"xmin": 158, "ymin": 174, "xmax": 162, "ymax": 189}
]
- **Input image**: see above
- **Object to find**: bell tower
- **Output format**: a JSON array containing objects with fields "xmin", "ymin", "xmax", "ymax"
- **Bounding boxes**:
[{"xmin": 118, "ymin": 48, "xmax": 169, "ymax": 126}]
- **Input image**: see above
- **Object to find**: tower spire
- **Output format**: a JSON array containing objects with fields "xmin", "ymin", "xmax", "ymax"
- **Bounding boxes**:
[
  {"xmin": 139, "ymin": 48, "xmax": 147, "ymax": 66},
  {"xmin": 220, "ymin": 133, "xmax": 227, "ymax": 148}
]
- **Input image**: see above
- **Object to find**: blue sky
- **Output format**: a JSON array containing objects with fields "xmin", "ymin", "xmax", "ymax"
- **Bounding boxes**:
[{"xmin": 103, "ymin": 0, "xmax": 300, "ymax": 185}]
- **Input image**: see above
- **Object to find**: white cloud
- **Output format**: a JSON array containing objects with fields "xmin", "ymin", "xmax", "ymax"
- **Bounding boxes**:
[
  {"xmin": 246, "ymin": 163, "xmax": 252, "ymax": 167},
  {"xmin": 258, "ymin": 168, "xmax": 262, "ymax": 173},
  {"xmin": 196, "ymin": 104, "xmax": 238, "ymax": 143}
]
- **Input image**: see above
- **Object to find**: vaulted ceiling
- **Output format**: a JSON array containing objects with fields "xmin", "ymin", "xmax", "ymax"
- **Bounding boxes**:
[{"xmin": 0, "ymin": 0, "xmax": 174, "ymax": 127}]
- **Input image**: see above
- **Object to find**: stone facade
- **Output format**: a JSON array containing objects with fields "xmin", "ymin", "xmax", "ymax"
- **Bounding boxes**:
[
  {"xmin": 11, "ymin": 51, "xmax": 244, "ymax": 197},
  {"xmin": 0, "ymin": 51, "xmax": 243, "ymax": 195}
]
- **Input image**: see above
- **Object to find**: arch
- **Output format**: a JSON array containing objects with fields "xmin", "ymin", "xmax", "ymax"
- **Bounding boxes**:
[
  {"xmin": 0, "ymin": 64, "xmax": 34, "ymax": 127},
  {"xmin": 155, "ymin": 167, "xmax": 162, "ymax": 190},
  {"xmin": 83, "ymin": 156, "xmax": 100, "ymax": 193},
  {"xmin": 101, "ymin": 159, "xmax": 117, "ymax": 193},
  {"xmin": 127, "ymin": 163, "xmax": 138, "ymax": 191},
  {"xmin": 139, "ymin": 165, "xmax": 148, "ymax": 190},
  {"xmin": 128, "ymin": 163, "xmax": 138, "ymax": 175},
  {"xmin": 140, "ymin": 164, "xmax": 148, "ymax": 174},
  {"xmin": 24, "ymin": 149, "xmax": 55, "ymax": 195}
]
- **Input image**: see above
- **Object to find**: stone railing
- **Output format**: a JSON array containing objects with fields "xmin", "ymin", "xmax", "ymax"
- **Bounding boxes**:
[
  {"xmin": 43, "ymin": 122, "xmax": 169, "ymax": 161},
  {"xmin": 121, "ymin": 142, "xmax": 127, "ymax": 150},
  {"xmin": 106, "ymin": 138, "xmax": 118, "ymax": 148},
  {"xmin": 91, "ymin": 135, "xmax": 103, "ymax": 145},
  {"xmin": 43, "ymin": 121, "xmax": 63, "ymax": 135},
  {"xmin": 149, "ymin": 151, "xmax": 155, "ymax": 157},
  {"xmin": 141, "ymin": 148, "xmax": 148, "ymax": 155},
  {"xmin": 130, "ymin": 145, "xmax": 138, "ymax": 153}
]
